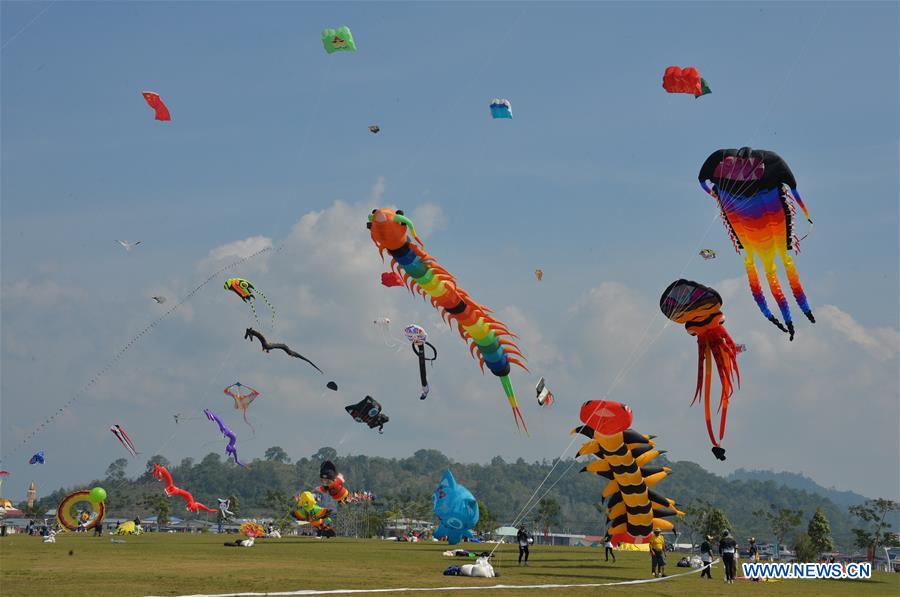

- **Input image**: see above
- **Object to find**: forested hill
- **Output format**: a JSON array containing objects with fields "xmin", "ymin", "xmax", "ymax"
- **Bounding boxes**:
[
  {"xmin": 28, "ymin": 447, "xmax": 862, "ymax": 550},
  {"xmin": 727, "ymin": 468, "xmax": 870, "ymax": 510}
]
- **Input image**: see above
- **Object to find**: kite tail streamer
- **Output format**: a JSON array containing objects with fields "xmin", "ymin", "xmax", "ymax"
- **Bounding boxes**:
[
  {"xmin": 743, "ymin": 253, "xmax": 789, "ymax": 336},
  {"xmin": 368, "ymin": 208, "xmax": 528, "ymax": 432}
]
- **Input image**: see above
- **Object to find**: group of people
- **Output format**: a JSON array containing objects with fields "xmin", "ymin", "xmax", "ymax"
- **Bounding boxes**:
[{"xmin": 700, "ymin": 530, "xmax": 756, "ymax": 583}]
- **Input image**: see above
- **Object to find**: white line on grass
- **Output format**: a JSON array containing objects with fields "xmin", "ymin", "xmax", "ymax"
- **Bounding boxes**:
[{"xmin": 148, "ymin": 559, "xmax": 716, "ymax": 596}]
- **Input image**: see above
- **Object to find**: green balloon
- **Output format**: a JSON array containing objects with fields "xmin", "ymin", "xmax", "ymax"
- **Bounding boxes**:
[{"xmin": 89, "ymin": 487, "xmax": 107, "ymax": 503}]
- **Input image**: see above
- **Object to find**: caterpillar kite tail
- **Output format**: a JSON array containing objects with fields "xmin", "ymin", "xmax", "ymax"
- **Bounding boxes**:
[
  {"xmin": 574, "ymin": 401, "xmax": 684, "ymax": 545},
  {"xmin": 367, "ymin": 208, "xmax": 528, "ymax": 433}
]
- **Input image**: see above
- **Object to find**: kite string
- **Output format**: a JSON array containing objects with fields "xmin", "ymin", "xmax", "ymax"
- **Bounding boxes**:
[{"xmin": 1, "ymin": 0, "xmax": 56, "ymax": 51}]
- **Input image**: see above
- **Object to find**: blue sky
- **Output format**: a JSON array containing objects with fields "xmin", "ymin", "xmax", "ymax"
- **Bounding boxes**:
[{"xmin": 2, "ymin": 2, "xmax": 898, "ymax": 502}]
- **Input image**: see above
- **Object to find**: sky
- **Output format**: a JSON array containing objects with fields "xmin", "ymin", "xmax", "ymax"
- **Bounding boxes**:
[{"xmin": 1, "ymin": 1, "xmax": 898, "ymax": 503}]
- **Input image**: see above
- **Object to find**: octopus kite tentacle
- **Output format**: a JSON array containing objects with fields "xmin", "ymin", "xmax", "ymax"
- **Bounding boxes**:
[
  {"xmin": 367, "ymin": 208, "xmax": 528, "ymax": 432},
  {"xmin": 661, "ymin": 279, "xmax": 741, "ymax": 461}
]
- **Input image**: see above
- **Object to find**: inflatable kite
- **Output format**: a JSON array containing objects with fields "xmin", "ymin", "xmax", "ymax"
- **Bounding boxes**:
[
  {"xmin": 534, "ymin": 269, "xmax": 543, "ymax": 281},
  {"xmin": 291, "ymin": 491, "xmax": 335, "ymax": 536},
  {"xmin": 490, "ymin": 99, "xmax": 512, "ymax": 119},
  {"xmin": 224, "ymin": 277, "xmax": 275, "ymax": 329},
  {"xmin": 660, "ymin": 279, "xmax": 741, "ymax": 461},
  {"xmin": 240, "ymin": 522, "xmax": 265, "ymax": 538},
  {"xmin": 345, "ymin": 396, "xmax": 389, "ymax": 433},
  {"xmin": 243, "ymin": 328, "xmax": 323, "ymax": 372},
  {"xmin": 405, "ymin": 324, "xmax": 437, "ymax": 400},
  {"xmin": 662, "ymin": 66, "xmax": 710, "ymax": 97},
  {"xmin": 433, "ymin": 470, "xmax": 479, "ymax": 545},
  {"xmin": 575, "ymin": 400, "xmax": 684, "ymax": 544},
  {"xmin": 318, "ymin": 460, "xmax": 350, "ymax": 503},
  {"xmin": 204, "ymin": 409, "xmax": 246, "ymax": 467},
  {"xmin": 322, "ymin": 26, "xmax": 356, "ymax": 53},
  {"xmin": 381, "ymin": 272, "xmax": 404, "ymax": 287},
  {"xmin": 223, "ymin": 382, "xmax": 260, "ymax": 432},
  {"xmin": 699, "ymin": 147, "xmax": 814, "ymax": 340},
  {"xmin": 110, "ymin": 425, "xmax": 138, "ymax": 457},
  {"xmin": 369, "ymin": 125, "xmax": 380, "ymax": 134},
  {"xmin": 115, "ymin": 520, "xmax": 142, "ymax": 535},
  {"xmin": 535, "ymin": 377, "xmax": 554, "ymax": 407},
  {"xmin": 29, "ymin": 451, "xmax": 44, "ymax": 465},
  {"xmin": 152, "ymin": 464, "xmax": 216, "ymax": 513},
  {"xmin": 368, "ymin": 208, "xmax": 528, "ymax": 431},
  {"xmin": 699, "ymin": 249, "xmax": 717, "ymax": 260},
  {"xmin": 142, "ymin": 91, "xmax": 171, "ymax": 121},
  {"xmin": 217, "ymin": 498, "xmax": 234, "ymax": 520},
  {"xmin": 57, "ymin": 488, "xmax": 107, "ymax": 531},
  {"xmin": 326, "ymin": 381, "xmax": 339, "ymax": 391}
]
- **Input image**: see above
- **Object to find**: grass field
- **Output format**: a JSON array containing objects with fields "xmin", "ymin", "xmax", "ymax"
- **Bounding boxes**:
[{"xmin": 1, "ymin": 534, "xmax": 897, "ymax": 596}]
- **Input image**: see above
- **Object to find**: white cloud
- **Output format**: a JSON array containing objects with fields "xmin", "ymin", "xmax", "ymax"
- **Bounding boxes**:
[
  {"xmin": 1, "ymin": 279, "xmax": 86, "ymax": 306},
  {"xmin": 200, "ymin": 235, "xmax": 274, "ymax": 273},
  {"xmin": 371, "ymin": 176, "xmax": 386, "ymax": 201},
  {"xmin": 818, "ymin": 304, "xmax": 899, "ymax": 361},
  {"xmin": 411, "ymin": 203, "xmax": 446, "ymax": 239}
]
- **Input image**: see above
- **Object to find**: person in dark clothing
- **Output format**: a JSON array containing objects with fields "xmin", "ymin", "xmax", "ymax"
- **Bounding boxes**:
[
  {"xmin": 603, "ymin": 533, "xmax": 616, "ymax": 562},
  {"xmin": 93, "ymin": 522, "xmax": 103, "ymax": 537},
  {"xmin": 719, "ymin": 530, "xmax": 737, "ymax": 584},
  {"xmin": 516, "ymin": 525, "xmax": 531, "ymax": 566},
  {"xmin": 700, "ymin": 535, "xmax": 714, "ymax": 579}
]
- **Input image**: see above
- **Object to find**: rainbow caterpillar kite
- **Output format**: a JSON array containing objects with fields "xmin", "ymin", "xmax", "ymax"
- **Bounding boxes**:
[
  {"xmin": 698, "ymin": 147, "xmax": 814, "ymax": 340},
  {"xmin": 574, "ymin": 400, "xmax": 683, "ymax": 544},
  {"xmin": 660, "ymin": 279, "xmax": 740, "ymax": 461},
  {"xmin": 367, "ymin": 208, "xmax": 528, "ymax": 431}
]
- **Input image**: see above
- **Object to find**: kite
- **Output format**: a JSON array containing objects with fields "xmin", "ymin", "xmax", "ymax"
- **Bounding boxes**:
[
  {"xmin": 490, "ymin": 99, "xmax": 512, "ymax": 119},
  {"xmin": 369, "ymin": 125, "xmax": 380, "ymax": 134},
  {"xmin": 322, "ymin": 26, "xmax": 356, "ymax": 53},
  {"xmin": 173, "ymin": 414, "xmax": 182, "ymax": 424},
  {"xmin": 660, "ymin": 279, "xmax": 741, "ymax": 460},
  {"xmin": 218, "ymin": 498, "xmax": 234, "ymax": 520},
  {"xmin": 204, "ymin": 408, "xmax": 247, "ymax": 467},
  {"xmin": 240, "ymin": 522, "xmax": 265, "ymax": 538},
  {"xmin": 116, "ymin": 240, "xmax": 141, "ymax": 252},
  {"xmin": 535, "ymin": 377, "xmax": 554, "ymax": 407},
  {"xmin": 368, "ymin": 208, "xmax": 528, "ymax": 431},
  {"xmin": 318, "ymin": 460, "xmax": 350, "ymax": 503},
  {"xmin": 662, "ymin": 66, "xmax": 711, "ymax": 97},
  {"xmin": 110, "ymin": 425, "xmax": 138, "ymax": 457},
  {"xmin": 345, "ymin": 396, "xmax": 389, "ymax": 433},
  {"xmin": 433, "ymin": 470, "xmax": 479, "ymax": 545},
  {"xmin": 534, "ymin": 269, "xmax": 543, "ymax": 281},
  {"xmin": 699, "ymin": 249, "xmax": 717, "ymax": 260},
  {"xmin": 381, "ymin": 272, "xmax": 404, "ymax": 288},
  {"xmin": 405, "ymin": 324, "xmax": 437, "ymax": 400},
  {"xmin": 326, "ymin": 381, "xmax": 339, "ymax": 391},
  {"xmin": 575, "ymin": 400, "xmax": 684, "ymax": 544},
  {"xmin": 141, "ymin": 91, "xmax": 171, "ymax": 121},
  {"xmin": 243, "ymin": 328, "xmax": 323, "ymax": 373},
  {"xmin": 223, "ymin": 382, "xmax": 260, "ymax": 432},
  {"xmin": 151, "ymin": 296, "xmax": 167, "ymax": 304},
  {"xmin": 224, "ymin": 277, "xmax": 275, "ymax": 329},
  {"xmin": 56, "ymin": 488, "xmax": 107, "ymax": 531},
  {"xmin": 152, "ymin": 464, "xmax": 217, "ymax": 513},
  {"xmin": 0, "ymin": 471, "xmax": 9, "ymax": 476},
  {"xmin": 29, "ymin": 451, "xmax": 44, "ymax": 465},
  {"xmin": 699, "ymin": 147, "xmax": 815, "ymax": 340},
  {"xmin": 291, "ymin": 491, "xmax": 335, "ymax": 536}
]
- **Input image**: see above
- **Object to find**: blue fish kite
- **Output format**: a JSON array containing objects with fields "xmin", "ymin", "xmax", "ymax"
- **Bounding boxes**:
[
  {"xmin": 432, "ymin": 470, "xmax": 479, "ymax": 544},
  {"xmin": 29, "ymin": 450, "xmax": 45, "ymax": 465},
  {"xmin": 489, "ymin": 98, "xmax": 512, "ymax": 119}
]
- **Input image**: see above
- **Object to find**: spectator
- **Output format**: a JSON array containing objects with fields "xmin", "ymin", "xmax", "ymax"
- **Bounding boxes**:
[
  {"xmin": 649, "ymin": 529, "xmax": 666, "ymax": 578},
  {"xmin": 516, "ymin": 525, "xmax": 531, "ymax": 566},
  {"xmin": 700, "ymin": 535, "xmax": 714, "ymax": 579},
  {"xmin": 719, "ymin": 529, "xmax": 737, "ymax": 584},
  {"xmin": 603, "ymin": 533, "xmax": 616, "ymax": 563}
]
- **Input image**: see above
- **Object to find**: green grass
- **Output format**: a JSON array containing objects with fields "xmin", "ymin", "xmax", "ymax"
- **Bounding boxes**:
[{"xmin": 1, "ymin": 534, "xmax": 896, "ymax": 596}]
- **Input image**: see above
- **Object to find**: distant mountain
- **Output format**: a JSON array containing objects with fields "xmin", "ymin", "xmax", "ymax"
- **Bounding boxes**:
[
  {"xmin": 26, "ymin": 448, "xmax": 867, "ymax": 551},
  {"xmin": 727, "ymin": 469, "xmax": 870, "ymax": 510}
]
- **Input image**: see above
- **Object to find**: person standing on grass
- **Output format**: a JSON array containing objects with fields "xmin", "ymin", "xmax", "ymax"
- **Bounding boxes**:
[
  {"xmin": 516, "ymin": 525, "xmax": 531, "ymax": 566},
  {"xmin": 719, "ymin": 529, "xmax": 737, "ymax": 584},
  {"xmin": 649, "ymin": 528, "xmax": 666, "ymax": 578},
  {"xmin": 603, "ymin": 533, "xmax": 616, "ymax": 562},
  {"xmin": 700, "ymin": 535, "xmax": 714, "ymax": 579}
]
